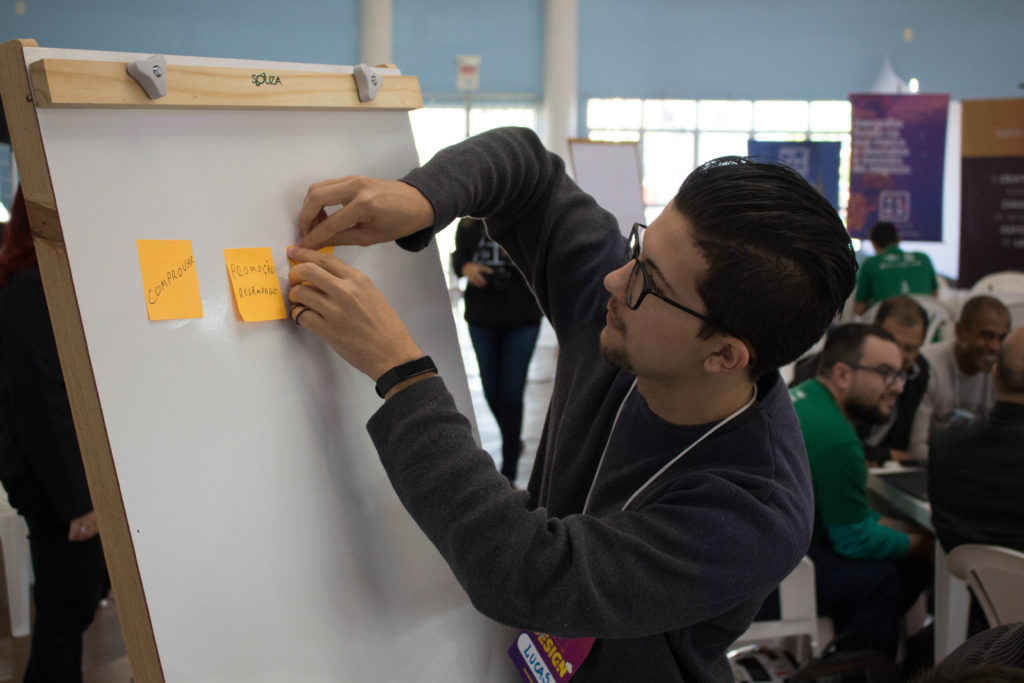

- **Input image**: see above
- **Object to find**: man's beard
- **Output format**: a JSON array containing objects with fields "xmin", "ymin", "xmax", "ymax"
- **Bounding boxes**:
[
  {"xmin": 599, "ymin": 335, "xmax": 633, "ymax": 373},
  {"xmin": 844, "ymin": 393, "xmax": 893, "ymax": 426},
  {"xmin": 600, "ymin": 303, "xmax": 634, "ymax": 373}
]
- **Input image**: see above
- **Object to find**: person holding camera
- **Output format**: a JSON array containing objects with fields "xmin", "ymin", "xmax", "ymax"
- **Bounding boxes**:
[{"xmin": 452, "ymin": 216, "xmax": 542, "ymax": 483}]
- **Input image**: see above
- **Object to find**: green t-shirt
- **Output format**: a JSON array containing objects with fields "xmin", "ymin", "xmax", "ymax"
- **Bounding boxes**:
[
  {"xmin": 855, "ymin": 245, "xmax": 938, "ymax": 305},
  {"xmin": 789, "ymin": 379, "xmax": 909, "ymax": 558}
]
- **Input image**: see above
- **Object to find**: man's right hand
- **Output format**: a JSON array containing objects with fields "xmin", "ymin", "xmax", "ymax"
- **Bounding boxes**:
[
  {"xmin": 461, "ymin": 262, "xmax": 493, "ymax": 288},
  {"xmin": 298, "ymin": 176, "xmax": 435, "ymax": 250},
  {"xmin": 907, "ymin": 531, "xmax": 935, "ymax": 563}
]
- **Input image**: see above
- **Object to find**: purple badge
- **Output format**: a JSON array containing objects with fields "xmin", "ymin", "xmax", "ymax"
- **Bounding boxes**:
[{"xmin": 508, "ymin": 631, "xmax": 595, "ymax": 683}]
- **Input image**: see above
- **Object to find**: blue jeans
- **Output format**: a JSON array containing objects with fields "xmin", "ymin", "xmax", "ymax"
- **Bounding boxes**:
[
  {"xmin": 754, "ymin": 544, "xmax": 930, "ymax": 660},
  {"xmin": 808, "ymin": 544, "xmax": 930, "ymax": 659},
  {"xmin": 468, "ymin": 323, "xmax": 540, "ymax": 481}
]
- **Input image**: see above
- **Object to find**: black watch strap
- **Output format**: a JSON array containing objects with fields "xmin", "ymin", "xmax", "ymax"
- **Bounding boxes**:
[{"xmin": 375, "ymin": 356, "xmax": 437, "ymax": 398}]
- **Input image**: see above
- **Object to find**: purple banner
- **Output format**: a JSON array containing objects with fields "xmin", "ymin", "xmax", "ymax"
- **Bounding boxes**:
[
  {"xmin": 848, "ymin": 94, "xmax": 950, "ymax": 241},
  {"xmin": 959, "ymin": 99, "xmax": 1024, "ymax": 287}
]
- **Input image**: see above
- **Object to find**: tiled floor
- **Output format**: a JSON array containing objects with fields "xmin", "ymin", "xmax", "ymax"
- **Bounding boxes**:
[{"xmin": 0, "ymin": 305, "xmax": 557, "ymax": 682}]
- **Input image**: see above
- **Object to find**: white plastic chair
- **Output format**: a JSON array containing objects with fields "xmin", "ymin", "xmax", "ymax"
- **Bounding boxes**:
[
  {"xmin": 947, "ymin": 544, "xmax": 1024, "ymax": 627},
  {"xmin": 969, "ymin": 271, "xmax": 1024, "ymax": 297},
  {"xmin": 734, "ymin": 556, "xmax": 833, "ymax": 659},
  {"xmin": 0, "ymin": 490, "xmax": 32, "ymax": 637}
]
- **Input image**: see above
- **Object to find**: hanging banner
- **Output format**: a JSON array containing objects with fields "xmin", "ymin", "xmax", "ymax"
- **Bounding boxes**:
[
  {"xmin": 748, "ymin": 140, "xmax": 842, "ymax": 211},
  {"xmin": 847, "ymin": 94, "xmax": 950, "ymax": 241},
  {"xmin": 959, "ymin": 98, "xmax": 1024, "ymax": 287}
]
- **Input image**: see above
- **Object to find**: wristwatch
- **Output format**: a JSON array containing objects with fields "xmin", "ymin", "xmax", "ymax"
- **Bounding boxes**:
[{"xmin": 375, "ymin": 356, "xmax": 438, "ymax": 398}]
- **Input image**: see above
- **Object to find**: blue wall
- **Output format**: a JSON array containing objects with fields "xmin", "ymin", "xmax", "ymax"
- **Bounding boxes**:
[
  {"xmin": 0, "ymin": 0, "xmax": 359, "ymax": 64},
  {"xmin": 579, "ymin": 0, "xmax": 1024, "ymax": 101},
  {"xmin": 2, "ymin": 0, "xmax": 1021, "ymax": 101},
  {"xmin": 394, "ymin": 0, "xmax": 543, "ymax": 94}
]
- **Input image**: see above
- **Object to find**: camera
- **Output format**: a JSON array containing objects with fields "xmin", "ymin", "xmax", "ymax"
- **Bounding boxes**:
[{"xmin": 490, "ymin": 266, "xmax": 512, "ymax": 291}]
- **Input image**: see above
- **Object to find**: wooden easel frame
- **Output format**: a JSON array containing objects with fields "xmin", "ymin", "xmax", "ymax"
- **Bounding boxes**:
[{"xmin": 0, "ymin": 39, "xmax": 422, "ymax": 682}]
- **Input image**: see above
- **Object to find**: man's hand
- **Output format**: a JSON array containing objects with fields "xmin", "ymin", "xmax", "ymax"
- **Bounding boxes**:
[
  {"xmin": 297, "ymin": 176, "xmax": 435, "ymax": 250},
  {"xmin": 880, "ymin": 517, "xmax": 935, "ymax": 563},
  {"xmin": 461, "ymin": 262, "xmax": 493, "ymax": 288},
  {"xmin": 906, "ymin": 531, "xmax": 935, "ymax": 563},
  {"xmin": 68, "ymin": 510, "xmax": 98, "ymax": 542},
  {"xmin": 889, "ymin": 449, "xmax": 916, "ymax": 463},
  {"xmin": 287, "ymin": 247, "xmax": 424, "ymax": 381}
]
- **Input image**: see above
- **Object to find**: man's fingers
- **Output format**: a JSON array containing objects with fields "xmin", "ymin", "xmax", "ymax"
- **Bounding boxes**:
[
  {"xmin": 298, "ymin": 177, "xmax": 382, "ymax": 249},
  {"xmin": 289, "ymin": 303, "xmax": 323, "ymax": 330},
  {"xmin": 288, "ymin": 247, "xmax": 361, "ymax": 284},
  {"xmin": 298, "ymin": 177, "xmax": 358, "ymax": 233}
]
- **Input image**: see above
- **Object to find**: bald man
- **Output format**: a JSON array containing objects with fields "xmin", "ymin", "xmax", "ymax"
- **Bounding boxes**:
[
  {"xmin": 908, "ymin": 296, "xmax": 1011, "ymax": 461},
  {"xmin": 928, "ymin": 326, "xmax": 1024, "ymax": 554}
]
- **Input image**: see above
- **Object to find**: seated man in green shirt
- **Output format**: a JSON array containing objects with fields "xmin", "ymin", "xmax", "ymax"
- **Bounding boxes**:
[
  {"xmin": 853, "ymin": 222, "xmax": 938, "ymax": 316},
  {"xmin": 789, "ymin": 323, "xmax": 932, "ymax": 658}
]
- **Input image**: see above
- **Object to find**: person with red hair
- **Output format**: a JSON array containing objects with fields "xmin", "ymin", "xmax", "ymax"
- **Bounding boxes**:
[{"xmin": 0, "ymin": 188, "xmax": 110, "ymax": 682}]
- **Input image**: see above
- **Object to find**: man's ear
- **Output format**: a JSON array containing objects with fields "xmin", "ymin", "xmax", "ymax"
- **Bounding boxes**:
[
  {"xmin": 703, "ymin": 336, "xmax": 751, "ymax": 375},
  {"xmin": 830, "ymin": 362, "xmax": 854, "ymax": 393}
]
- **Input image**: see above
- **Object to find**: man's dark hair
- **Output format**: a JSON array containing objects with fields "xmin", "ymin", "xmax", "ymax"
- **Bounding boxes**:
[
  {"xmin": 875, "ymin": 295, "xmax": 928, "ymax": 330},
  {"xmin": 914, "ymin": 665, "xmax": 1024, "ymax": 683},
  {"xmin": 673, "ymin": 156, "xmax": 857, "ymax": 378},
  {"xmin": 960, "ymin": 295, "xmax": 1010, "ymax": 330},
  {"xmin": 817, "ymin": 323, "xmax": 896, "ymax": 376},
  {"xmin": 869, "ymin": 221, "xmax": 900, "ymax": 248}
]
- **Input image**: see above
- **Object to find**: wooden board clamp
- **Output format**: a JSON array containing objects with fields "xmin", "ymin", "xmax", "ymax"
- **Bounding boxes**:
[
  {"xmin": 126, "ymin": 54, "xmax": 167, "ymax": 99},
  {"xmin": 353, "ymin": 63, "xmax": 382, "ymax": 102}
]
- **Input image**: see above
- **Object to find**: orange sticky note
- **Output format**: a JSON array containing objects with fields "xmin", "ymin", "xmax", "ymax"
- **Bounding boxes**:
[
  {"xmin": 223, "ymin": 247, "xmax": 287, "ymax": 322},
  {"xmin": 136, "ymin": 240, "xmax": 204, "ymax": 321},
  {"xmin": 287, "ymin": 244, "xmax": 334, "ymax": 267}
]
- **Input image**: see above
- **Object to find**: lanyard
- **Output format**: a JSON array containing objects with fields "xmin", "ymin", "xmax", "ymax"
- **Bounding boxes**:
[{"xmin": 582, "ymin": 379, "xmax": 758, "ymax": 514}]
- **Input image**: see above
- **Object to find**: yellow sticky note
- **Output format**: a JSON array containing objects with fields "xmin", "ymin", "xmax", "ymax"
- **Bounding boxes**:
[
  {"xmin": 136, "ymin": 240, "xmax": 204, "ymax": 321},
  {"xmin": 287, "ymin": 244, "xmax": 334, "ymax": 267},
  {"xmin": 224, "ymin": 247, "xmax": 287, "ymax": 322}
]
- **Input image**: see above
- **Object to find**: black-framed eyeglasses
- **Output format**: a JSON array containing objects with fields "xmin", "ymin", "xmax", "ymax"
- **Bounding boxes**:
[
  {"xmin": 625, "ymin": 223, "xmax": 727, "ymax": 333},
  {"xmin": 844, "ymin": 362, "xmax": 908, "ymax": 387}
]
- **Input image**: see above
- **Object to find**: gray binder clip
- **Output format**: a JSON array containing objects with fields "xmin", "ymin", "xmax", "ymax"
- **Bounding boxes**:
[
  {"xmin": 353, "ymin": 64, "xmax": 382, "ymax": 103},
  {"xmin": 127, "ymin": 55, "xmax": 167, "ymax": 99}
]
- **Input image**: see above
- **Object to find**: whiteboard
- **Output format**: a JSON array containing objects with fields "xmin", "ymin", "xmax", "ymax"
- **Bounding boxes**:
[
  {"xmin": 568, "ymin": 139, "xmax": 644, "ymax": 236},
  {"xmin": 24, "ymin": 47, "xmax": 515, "ymax": 682}
]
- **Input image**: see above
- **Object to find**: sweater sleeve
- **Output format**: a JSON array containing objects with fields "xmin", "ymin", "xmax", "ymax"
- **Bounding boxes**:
[
  {"xmin": 827, "ymin": 513, "xmax": 910, "ymax": 559},
  {"xmin": 0, "ymin": 271, "xmax": 93, "ymax": 520},
  {"xmin": 368, "ymin": 376, "xmax": 803, "ymax": 639},
  {"xmin": 400, "ymin": 127, "xmax": 624, "ymax": 346}
]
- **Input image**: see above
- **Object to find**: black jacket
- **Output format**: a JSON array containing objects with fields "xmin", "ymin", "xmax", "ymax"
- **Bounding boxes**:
[
  {"xmin": 0, "ymin": 266, "xmax": 92, "ymax": 521},
  {"xmin": 452, "ymin": 217, "xmax": 542, "ymax": 329},
  {"xmin": 928, "ymin": 402, "xmax": 1024, "ymax": 553}
]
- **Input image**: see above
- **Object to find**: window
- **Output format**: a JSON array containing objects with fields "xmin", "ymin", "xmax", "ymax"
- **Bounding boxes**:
[
  {"xmin": 408, "ymin": 95, "xmax": 540, "ymax": 270},
  {"xmin": 586, "ymin": 98, "xmax": 852, "ymax": 225}
]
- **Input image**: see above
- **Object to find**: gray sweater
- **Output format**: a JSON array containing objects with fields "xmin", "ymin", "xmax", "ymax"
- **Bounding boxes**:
[{"xmin": 367, "ymin": 127, "xmax": 813, "ymax": 682}]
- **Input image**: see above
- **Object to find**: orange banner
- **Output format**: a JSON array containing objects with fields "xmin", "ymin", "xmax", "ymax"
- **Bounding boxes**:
[{"xmin": 962, "ymin": 99, "xmax": 1024, "ymax": 158}]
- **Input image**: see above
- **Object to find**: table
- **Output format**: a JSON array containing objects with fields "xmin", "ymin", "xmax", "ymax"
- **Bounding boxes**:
[{"xmin": 867, "ymin": 466, "xmax": 971, "ymax": 663}]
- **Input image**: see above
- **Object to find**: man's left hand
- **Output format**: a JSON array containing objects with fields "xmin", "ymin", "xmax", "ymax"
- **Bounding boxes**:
[{"xmin": 287, "ymin": 246, "xmax": 425, "ymax": 381}]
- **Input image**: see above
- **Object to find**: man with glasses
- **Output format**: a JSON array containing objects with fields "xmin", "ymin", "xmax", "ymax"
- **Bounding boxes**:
[
  {"xmin": 286, "ymin": 127, "xmax": 856, "ymax": 681},
  {"xmin": 789, "ymin": 323, "xmax": 932, "ymax": 659},
  {"xmin": 791, "ymin": 295, "xmax": 930, "ymax": 465}
]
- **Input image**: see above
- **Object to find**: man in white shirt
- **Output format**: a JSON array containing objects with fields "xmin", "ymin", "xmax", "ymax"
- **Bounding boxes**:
[{"xmin": 908, "ymin": 295, "xmax": 1011, "ymax": 461}]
